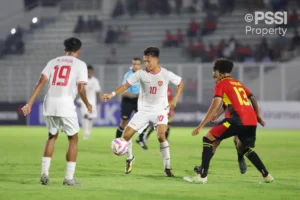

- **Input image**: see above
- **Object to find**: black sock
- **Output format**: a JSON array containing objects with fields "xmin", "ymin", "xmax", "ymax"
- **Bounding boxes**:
[
  {"xmin": 237, "ymin": 151, "xmax": 244, "ymax": 161},
  {"xmin": 199, "ymin": 137, "xmax": 214, "ymax": 178},
  {"xmin": 146, "ymin": 126, "xmax": 154, "ymax": 139},
  {"xmin": 166, "ymin": 128, "xmax": 170, "ymax": 139},
  {"xmin": 115, "ymin": 126, "xmax": 124, "ymax": 138},
  {"xmin": 243, "ymin": 148, "xmax": 269, "ymax": 177},
  {"xmin": 138, "ymin": 127, "xmax": 148, "ymax": 141}
]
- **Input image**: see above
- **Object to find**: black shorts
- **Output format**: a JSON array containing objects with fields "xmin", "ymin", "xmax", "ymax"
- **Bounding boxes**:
[
  {"xmin": 120, "ymin": 97, "xmax": 138, "ymax": 120},
  {"xmin": 210, "ymin": 119, "xmax": 257, "ymax": 148}
]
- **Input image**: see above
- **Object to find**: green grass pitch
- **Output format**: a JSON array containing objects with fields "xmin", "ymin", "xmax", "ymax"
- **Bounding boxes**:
[{"xmin": 0, "ymin": 126, "xmax": 299, "ymax": 200}]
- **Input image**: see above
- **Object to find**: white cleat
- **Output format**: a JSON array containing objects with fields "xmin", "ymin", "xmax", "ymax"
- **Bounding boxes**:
[
  {"xmin": 183, "ymin": 174, "xmax": 208, "ymax": 184},
  {"xmin": 263, "ymin": 174, "xmax": 274, "ymax": 183}
]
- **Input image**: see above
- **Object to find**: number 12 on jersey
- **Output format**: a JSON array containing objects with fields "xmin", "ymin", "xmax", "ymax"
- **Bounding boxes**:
[{"xmin": 52, "ymin": 65, "xmax": 71, "ymax": 86}]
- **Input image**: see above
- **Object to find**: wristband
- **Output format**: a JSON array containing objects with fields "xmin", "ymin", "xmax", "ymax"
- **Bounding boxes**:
[{"xmin": 111, "ymin": 91, "xmax": 116, "ymax": 97}]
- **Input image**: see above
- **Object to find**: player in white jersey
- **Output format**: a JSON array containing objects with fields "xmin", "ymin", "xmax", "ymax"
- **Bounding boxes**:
[
  {"xmin": 22, "ymin": 38, "xmax": 92, "ymax": 186},
  {"xmin": 77, "ymin": 65, "xmax": 101, "ymax": 140},
  {"xmin": 103, "ymin": 47, "xmax": 184, "ymax": 176}
]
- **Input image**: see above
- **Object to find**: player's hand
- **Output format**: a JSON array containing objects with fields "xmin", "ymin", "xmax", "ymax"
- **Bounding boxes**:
[
  {"xmin": 22, "ymin": 104, "xmax": 31, "ymax": 116},
  {"xmin": 192, "ymin": 127, "xmax": 201, "ymax": 136},
  {"xmin": 257, "ymin": 115, "xmax": 265, "ymax": 127},
  {"xmin": 102, "ymin": 94, "xmax": 113, "ymax": 102},
  {"xmin": 168, "ymin": 99, "xmax": 178, "ymax": 109},
  {"xmin": 87, "ymin": 104, "xmax": 93, "ymax": 113}
]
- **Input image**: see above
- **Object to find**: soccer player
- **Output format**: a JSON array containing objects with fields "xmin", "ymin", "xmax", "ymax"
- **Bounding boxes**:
[
  {"xmin": 210, "ymin": 73, "xmax": 247, "ymax": 174},
  {"xmin": 115, "ymin": 57, "xmax": 142, "ymax": 138},
  {"xmin": 136, "ymin": 86, "xmax": 174, "ymax": 147},
  {"xmin": 77, "ymin": 65, "xmax": 101, "ymax": 140},
  {"xmin": 183, "ymin": 58, "xmax": 273, "ymax": 184},
  {"xmin": 103, "ymin": 47, "xmax": 184, "ymax": 176},
  {"xmin": 22, "ymin": 38, "xmax": 92, "ymax": 186}
]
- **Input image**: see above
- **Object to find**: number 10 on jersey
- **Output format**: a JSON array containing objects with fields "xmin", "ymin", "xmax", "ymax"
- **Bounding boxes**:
[{"xmin": 150, "ymin": 86, "xmax": 157, "ymax": 94}]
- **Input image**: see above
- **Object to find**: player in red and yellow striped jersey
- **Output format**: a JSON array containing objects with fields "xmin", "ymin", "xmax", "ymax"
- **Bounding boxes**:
[{"xmin": 184, "ymin": 58, "xmax": 273, "ymax": 184}]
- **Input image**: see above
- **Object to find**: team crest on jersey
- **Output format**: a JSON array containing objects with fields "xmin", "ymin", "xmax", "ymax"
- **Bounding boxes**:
[{"xmin": 158, "ymin": 81, "xmax": 163, "ymax": 86}]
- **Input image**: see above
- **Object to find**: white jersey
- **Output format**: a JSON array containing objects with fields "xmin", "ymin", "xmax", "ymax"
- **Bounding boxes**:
[
  {"xmin": 41, "ymin": 55, "xmax": 88, "ymax": 117},
  {"xmin": 78, "ymin": 76, "xmax": 101, "ymax": 107},
  {"xmin": 126, "ymin": 67, "xmax": 182, "ymax": 113}
]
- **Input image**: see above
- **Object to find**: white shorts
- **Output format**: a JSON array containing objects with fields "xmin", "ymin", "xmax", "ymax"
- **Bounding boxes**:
[
  {"xmin": 80, "ymin": 106, "xmax": 97, "ymax": 119},
  {"xmin": 44, "ymin": 116, "xmax": 80, "ymax": 136},
  {"xmin": 128, "ymin": 110, "xmax": 169, "ymax": 134}
]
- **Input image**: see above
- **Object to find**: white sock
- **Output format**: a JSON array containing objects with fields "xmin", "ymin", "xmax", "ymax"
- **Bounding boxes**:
[
  {"xmin": 82, "ymin": 118, "xmax": 90, "ymax": 138},
  {"xmin": 88, "ymin": 120, "xmax": 93, "ymax": 136},
  {"xmin": 65, "ymin": 162, "xmax": 76, "ymax": 180},
  {"xmin": 160, "ymin": 141, "xmax": 170, "ymax": 169},
  {"xmin": 126, "ymin": 139, "xmax": 133, "ymax": 160},
  {"xmin": 41, "ymin": 157, "xmax": 51, "ymax": 176}
]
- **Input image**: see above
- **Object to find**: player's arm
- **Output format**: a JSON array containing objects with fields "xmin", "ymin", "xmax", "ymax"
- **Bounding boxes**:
[
  {"xmin": 168, "ymin": 72, "xmax": 184, "ymax": 108},
  {"xmin": 122, "ymin": 92, "xmax": 138, "ymax": 98},
  {"xmin": 211, "ymin": 104, "xmax": 226, "ymax": 122},
  {"xmin": 22, "ymin": 75, "xmax": 47, "ymax": 115},
  {"xmin": 196, "ymin": 97, "xmax": 223, "ymax": 129},
  {"xmin": 103, "ymin": 71, "xmax": 140, "ymax": 101},
  {"xmin": 78, "ymin": 83, "xmax": 91, "ymax": 109},
  {"xmin": 249, "ymin": 95, "xmax": 265, "ymax": 126}
]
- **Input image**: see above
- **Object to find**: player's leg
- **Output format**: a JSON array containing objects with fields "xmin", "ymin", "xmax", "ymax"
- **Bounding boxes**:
[
  {"xmin": 62, "ymin": 117, "xmax": 81, "ymax": 186},
  {"xmin": 136, "ymin": 125, "xmax": 149, "ymax": 150},
  {"xmin": 41, "ymin": 116, "xmax": 60, "ymax": 185},
  {"xmin": 116, "ymin": 101, "xmax": 132, "ymax": 138},
  {"xmin": 234, "ymin": 135, "xmax": 247, "ymax": 174},
  {"xmin": 145, "ymin": 124, "xmax": 155, "ymax": 141},
  {"xmin": 82, "ymin": 114, "xmax": 92, "ymax": 140},
  {"xmin": 123, "ymin": 112, "xmax": 149, "ymax": 174},
  {"xmin": 184, "ymin": 120, "xmax": 233, "ymax": 183},
  {"xmin": 237, "ymin": 127, "xmax": 274, "ymax": 183}
]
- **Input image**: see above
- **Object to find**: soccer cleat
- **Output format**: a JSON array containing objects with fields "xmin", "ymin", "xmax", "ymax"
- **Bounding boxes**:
[
  {"xmin": 165, "ymin": 168, "xmax": 174, "ymax": 177},
  {"xmin": 183, "ymin": 174, "xmax": 208, "ymax": 184},
  {"xmin": 40, "ymin": 174, "xmax": 50, "ymax": 185},
  {"xmin": 125, "ymin": 156, "xmax": 135, "ymax": 174},
  {"xmin": 136, "ymin": 138, "xmax": 148, "ymax": 150},
  {"xmin": 238, "ymin": 158, "xmax": 247, "ymax": 174},
  {"xmin": 263, "ymin": 174, "xmax": 274, "ymax": 183},
  {"xmin": 63, "ymin": 178, "xmax": 81, "ymax": 186}
]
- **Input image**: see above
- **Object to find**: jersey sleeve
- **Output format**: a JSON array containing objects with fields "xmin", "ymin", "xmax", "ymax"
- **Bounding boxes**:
[
  {"xmin": 77, "ymin": 63, "xmax": 88, "ymax": 84},
  {"xmin": 126, "ymin": 71, "xmax": 140, "ymax": 85},
  {"xmin": 41, "ymin": 61, "xmax": 52, "ymax": 80},
  {"xmin": 168, "ymin": 71, "xmax": 182, "ymax": 86},
  {"xmin": 214, "ymin": 83, "xmax": 223, "ymax": 98}
]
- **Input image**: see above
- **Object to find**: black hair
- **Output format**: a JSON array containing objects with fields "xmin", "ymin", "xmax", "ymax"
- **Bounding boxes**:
[
  {"xmin": 64, "ymin": 37, "xmax": 82, "ymax": 52},
  {"xmin": 143, "ymin": 47, "xmax": 160, "ymax": 58},
  {"xmin": 213, "ymin": 58, "xmax": 234, "ymax": 74},
  {"xmin": 132, "ymin": 57, "xmax": 141, "ymax": 61},
  {"xmin": 87, "ymin": 65, "xmax": 94, "ymax": 70}
]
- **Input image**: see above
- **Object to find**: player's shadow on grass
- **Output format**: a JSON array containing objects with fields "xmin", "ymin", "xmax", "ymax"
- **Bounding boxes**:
[{"xmin": 142, "ymin": 174, "xmax": 182, "ymax": 180}]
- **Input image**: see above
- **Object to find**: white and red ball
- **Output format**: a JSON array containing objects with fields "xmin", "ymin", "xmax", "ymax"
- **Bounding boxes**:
[{"xmin": 111, "ymin": 138, "xmax": 128, "ymax": 156}]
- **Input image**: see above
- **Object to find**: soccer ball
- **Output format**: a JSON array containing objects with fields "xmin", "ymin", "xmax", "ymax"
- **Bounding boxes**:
[{"xmin": 111, "ymin": 138, "xmax": 128, "ymax": 156}]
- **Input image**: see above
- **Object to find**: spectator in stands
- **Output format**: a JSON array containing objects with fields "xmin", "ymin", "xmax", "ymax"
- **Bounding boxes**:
[
  {"xmin": 290, "ymin": 30, "xmax": 300, "ymax": 51},
  {"xmin": 174, "ymin": 0, "xmax": 183, "ymax": 15},
  {"xmin": 255, "ymin": 38, "xmax": 271, "ymax": 61},
  {"xmin": 163, "ymin": 30, "xmax": 175, "ymax": 48},
  {"xmin": 194, "ymin": 38, "xmax": 205, "ymax": 58},
  {"xmin": 219, "ymin": 0, "xmax": 235, "ymax": 15},
  {"xmin": 112, "ymin": 0, "xmax": 125, "ymax": 18},
  {"xmin": 288, "ymin": 9, "xmax": 299, "ymax": 29},
  {"xmin": 188, "ymin": 0, "xmax": 200, "ymax": 13},
  {"xmin": 235, "ymin": 44, "xmax": 253, "ymax": 62},
  {"xmin": 106, "ymin": 48, "xmax": 118, "ymax": 64},
  {"xmin": 186, "ymin": 40, "xmax": 197, "ymax": 59},
  {"xmin": 217, "ymin": 39, "xmax": 225, "ymax": 57},
  {"xmin": 146, "ymin": 0, "xmax": 157, "ymax": 16},
  {"xmin": 270, "ymin": 0, "xmax": 287, "ymax": 12},
  {"xmin": 204, "ymin": 42, "xmax": 217, "ymax": 62},
  {"xmin": 222, "ymin": 37, "xmax": 237, "ymax": 60},
  {"xmin": 175, "ymin": 28, "xmax": 184, "ymax": 47},
  {"xmin": 118, "ymin": 25, "xmax": 131, "ymax": 44},
  {"xmin": 127, "ymin": 0, "xmax": 139, "ymax": 17},
  {"xmin": 104, "ymin": 25, "xmax": 116, "ymax": 44},
  {"xmin": 201, "ymin": 12, "xmax": 217, "ymax": 36},
  {"xmin": 158, "ymin": 0, "xmax": 171, "ymax": 15},
  {"xmin": 187, "ymin": 18, "xmax": 199, "ymax": 40},
  {"xmin": 93, "ymin": 15, "xmax": 103, "ymax": 31},
  {"xmin": 87, "ymin": 16, "xmax": 94, "ymax": 32},
  {"xmin": 74, "ymin": 16, "xmax": 86, "ymax": 33}
]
